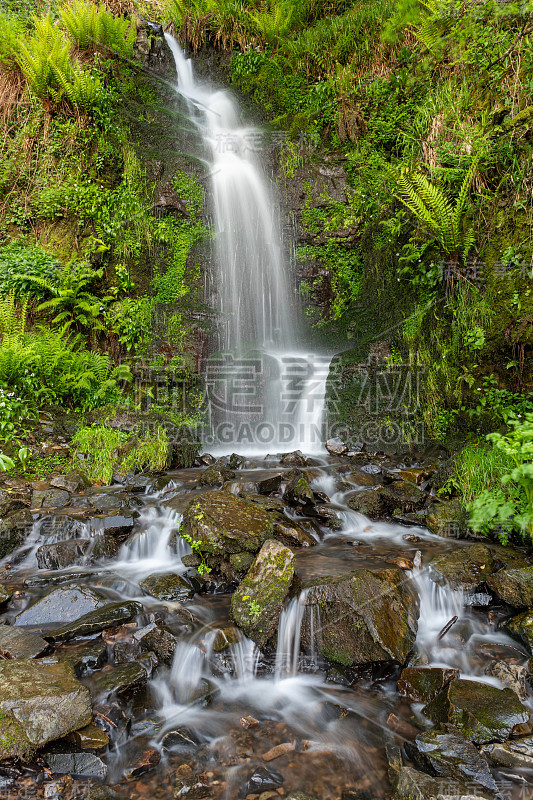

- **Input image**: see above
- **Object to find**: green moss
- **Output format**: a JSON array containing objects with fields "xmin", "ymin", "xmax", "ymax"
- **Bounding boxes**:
[{"xmin": 0, "ymin": 711, "xmax": 33, "ymax": 761}]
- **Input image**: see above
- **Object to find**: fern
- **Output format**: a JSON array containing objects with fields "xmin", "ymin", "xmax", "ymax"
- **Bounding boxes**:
[
  {"xmin": 61, "ymin": 0, "xmax": 135, "ymax": 59},
  {"xmin": 0, "ymin": 9, "xmax": 23, "ymax": 70}
]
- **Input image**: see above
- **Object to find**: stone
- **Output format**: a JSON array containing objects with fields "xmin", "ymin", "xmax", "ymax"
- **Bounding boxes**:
[
  {"xmin": 0, "ymin": 659, "xmax": 92, "ymax": 758},
  {"xmin": 88, "ymin": 513, "xmax": 136, "ymax": 537},
  {"xmin": 326, "ymin": 437, "xmax": 348, "ymax": 456},
  {"xmin": 0, "ymin": 626, "xmax": 47, "ymax": 659},
  {"xmin": 272, "ymin": 521, "xmax": 317, "ymax": 547},
  {"xmin": 397, "ymin": 666, "xmax": 458, "ymax": 703},
  {"xmin": 379, "ymin": 481, "xmax": 426, "ymax": 513},
  {"xmin": 65, "ymin": 723, "xmax": 110, "ymax": 749},
  {"xmin": 55, "ymin": 639, "xmax": 107, "ymax": 677},
  {"xmin": 50, "ymin": 471, "xmax": 90, "ymax": 493},
  {"xmin": 486, "ymin": 660, "xmax": 529, "ymax": 701},
  {"xmin": 230, "ymin": 539, "xmax": 294, "ymax": 648},
  {"xmin": 422, "ymin": 678, "xmax": 529, "ymax": 744},
  {"xmin": 37, "ymin": 489, "xmax": 71, "ymax": 509},
  {"xmin": 36, "ymin": 540, "xmax": 91, "ymax": 570},
  {"xmin": 229, "ymin": 551, "xmax": 255, "ymax": 572},
  {"xmin": 484, "ymin": 735, "xmax": 533, "ymax": 768},
  {"xmin": 347, "ymin": 490, "xmax": 386, "ymax": 518},
  {"xmin": 134, "ymin": 623, "xmax": 176, "ymax": 665},
  {"xmin": 45, "ymin": 751, "xmax": 107, "ymax": 778},
  {"xmin": 487, "ymin": 566, "xmax": 533, "ymax": 607},
  {"xmin": 89, "ymin": 661, "xmax": 147, "ymax": 698},
  {"xmin": 122, "ymin": 747, "xmax": 161, "ymax": 778},
  {"xmin": 0, "ymin": 509, "xmax": 33, "ymax": 558},
  {"xmin": 280, "ymin": 451, "xmax": 308, "ymax": 467},
  {"xmin": 257, "ymin": 474, "xmax": 282, "ymax": 494},
  {"xmin": 181, "ymin": 491, "xmax": 273, "ymax": 557},
  {"xmin": 429, "ymin": 544, "xmax": 494, "ymax": 590},
  {"xmin": 502, "ymin": 610, "xmax": 533, "ymax": 651},
  {"xmin": 139, "ymin": 572, "xmax": 194, "ymax": 602},
  {"xmin": 0, "ymin": 584, "xmax": 12, "ymax": 604},
  {"xmin": 199, "ymin": 463, "xmax": 235, "ymax": 486},
  {"xmin": 0, "ymin": 488, "xmax": 27, "ymax": 518},
  {"xmin": 284, "ymin": 471, "xmax": 316, "ymax": 506},
  {"xmin": 393, "ymin": 765, "xmax": 493, "ymax": 800},
  {"xmin": 45, "ymin": 601, "xmax": 142, "ymax": 643},
  {"xmin": 245, "ymin": 766, "xmax": 283, "ymax": 793},
  {"xmin": 300, "ymin": 568, "xmax": 418, "ymax": 666},
  {"xmin": 426, "ymin": 499, "xmax": 469, "ymax": 538},
  {"xmin": 405, "ymin": 728, "xmax": 499, "ymax": 794},
  {"xmin": 16, "ymin": 585, "xmax": 107, "ymax": 627}
]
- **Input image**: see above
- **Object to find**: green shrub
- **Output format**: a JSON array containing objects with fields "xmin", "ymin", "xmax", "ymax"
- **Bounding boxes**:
[
  {"xmin": 60, "ymin": 0, "xmax": 135, "ymax": 59},
  {"xmin": 72, "ymin": 424, "xmax": 169, "ymax": 484},
  {"xmin": 0, "ymin": 241, "xmax": 61, "ymax": 298}
]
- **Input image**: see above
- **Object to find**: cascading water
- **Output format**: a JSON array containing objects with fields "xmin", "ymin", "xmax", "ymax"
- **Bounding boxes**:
[{"xmin": 164, "ymin": 34, "xmax": 331, "ymax": 453}]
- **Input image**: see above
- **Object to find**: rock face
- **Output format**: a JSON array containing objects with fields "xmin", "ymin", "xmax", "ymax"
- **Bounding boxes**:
[
  {"xmin": 16, "ymin": 585, "xmax": 107, "ymax": 627},
  {"xmin": 0, "ymin": 509, "xmax": 33, "ymax": 558},
  {"xmin": 230, "ymin": 539, "xmax": 294, "ymax": 648},
  {"xmin": 405, "ymin": 729, "xmax": 499, "ymax": 794},
  {"xmin": 0, "ymin": 659, "xmax": 92, "ymax": 759},
  {"xmin": 301, "ymin": 568, "xmax": 419, "ymax": 666},
  {"xmin": 487, "ymin": 566, "xmax": 533, "ymax": 607},
  {"xmin": 429, "ymin": 544, "xmax": 494, "ymax": 590},
  {"xmin": 181, "ymin": 491, "xmax": 273, "ymax": 557},
  {"xmin": 422, "ymin": 679, "xmax": 529, "ymax": 744},
  {"xmin": 393, "ymin": 765, "xmax": 493, "ymax": 800}
]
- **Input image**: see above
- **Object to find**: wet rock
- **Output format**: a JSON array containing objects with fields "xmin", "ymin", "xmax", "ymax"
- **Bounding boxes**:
[
  {"xmin": 0, "ymin": 584, "xmax": 12, "ymax": 604},
  {"xmin": 426, "ymin": 499, "xmax": 469, "ymax": 538},
  {"xmin": 280, "ymin": 450, "xmax": 308, "ymax": 467},
  {"xmin": 173, "ymin": 773, "xmax": 210, "ymax": 798},
  {"xmin": 0, "ymin": 659, "xmax": 92, "ymax": 758},
  {"xmin": 199, "ymin": 462, "xmax": 236, "ymax": 486},
  {"xmin": 93, "ymin": 701, "xmax": 131, "ymax": 737},
  {"xmin": 398, "ymin": 468, "xmax": 429, "ymax": 485},
  {"xmin": 484, "ymin": 736, "xmax": 533, "ymax": 768},
  {"xmin": 422, "ymin": 678, "xmax": 529, "ymax": 744},
  {"xmin": 230, "ymin": 539, "xmax": 294, "ymax": 648},
  {"xmin": 284, "ymin": 471, "xmax": 316, "ymax": 506},
  {"xmin": 56, "ymin": 639, "xmax": 107, "ymax": 677},
  {"xmin": 309, "ymin": 505, "xmax": 343, "ymax": 529},
  {"xmin": 45, "ymin": 751, "xmax": 107, "ymax": 778},
  {"xmin": 301, "ymin": 568, "xmax": 418, "ymax": 666},
  {"xmin": 347, "ymin": 489, "xmax": 386, "ymax": 517},
  {"xmin": 211, "ymin": 625, "xmax": 242, "ymax": 651},
  {"xmin": 89, "ymin": 661, "xmax": 148, "ymax": 698},
  {"xmin": 229, "ymin": 551, "xmax": 255, "ymax": 572},
  {"xmin": 86, "ymin": 787, "xmax": 124, "ymax": 800},
  {"xmin": 134, "ymin": 623, "xmax": 176, "ymax": 665},
  {"xmin": 0, "ymin": 488, "xmax": 28, "ymax": 518},
  {"xmin": 326, "ymin": 437, "xmax": 348, "ymax": 456},
  {"xmin": 139, "ymin": 573, "xmax": 194, "ymax": 602},
  {"xmin": 350, "ymin": 470, "xmax": 381, "ymax": 487},
  {"xmin": 38, "ymin": 514, "xmax": 88, "ymax": 540},
  {"xmin": 50, "ymin": 472, "xmax": 90, "ymax": 493},
  {"xmin": 487, "ymin": 566, "xmax": 533, "ymax": 608},
  {"xmin": 360, "ymin": 464, "xmax": 381, "ymax": 475},
  {"xmin": 243, "ymin": 493, "xmax": 286, "ymax": 512},
  {"xmin": 0, "ymin": 509, "xmax": 33, "ymax": 558},
  {"xmin": 397, "ymin": 666, "xmax": 458, "ymax": 703},
  {"xmin": 0, "ymin": 625, "xmax": 48, "ymax": 659},
  {"xmin": 379, "ymin": 481, "xmax": 426, "ymax": 514},
  {"xmin": 88, "ymin": 493, "xmax": 124, "ymax": 511},
  {"xmin": 16, "ymin": 585, "xmax": 107, "ymax": 627},
  {"xmin": 122, "ymin": 747, "xmax": 161, "ymax": 778},
  {"xmin": 429, "ymin": 544, "xmax": 494, "ymax": 590},
  {"xmin": 181, "ymin": 491, "xmax": 273, "ymax": 557},
  {"xmin": 45, "ymin": 601, "xmax": 142, "ymax": 643},
  {"xmin": 272, "ymin": 520, "xmax": 317, "ymax": 547},
  {"xmin": 246, "ymin": 765, "xmax": 283, "ymax": 793},
  {"xmin": 405, "ymin": 728, "xmax": 499, "ymax": 794},
  {"xmin": 257, "ymin": 474, "xmax": 282, "ymax": 494},
  {"xmin": 502, "ymin": 610, "xmax": 533, "ymax": 651},
  {"xmin": 87, "ymin": 513, "xmax": 136, "ymax": 537},
  {"xmin": 393, "ymin": 765, "xmax": 492, "ymax": 800},
  {"xmin": 486, "ymin": 660, "xmax": 529, "ymax": 701},
  {"xmin": 162, "ymin": 727, "xmax": 201, "ymax": 749},
  {"xmin": 36, "ymin": 540, "xmax": 91, "ymax": 570},
  {"xmin": 32, "ymin": 488, "xmax": 71, "ymax": 509},
  {"xmin": 65, "ymin": 722, "xmax": 109, "ymax": 749}
]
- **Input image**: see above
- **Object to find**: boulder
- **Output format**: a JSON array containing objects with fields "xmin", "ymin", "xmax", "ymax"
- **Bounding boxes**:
[
  {"xmin": 347, "ymin": 489, "xmax": 386, "ymax": 517},
  {"xmin": 429, "ymin": 544, "xmax": 494, "ymax": 590},
  {"xmin": 280, "ymin": 451, "xmax": 308, "ymax": 467},
  {"xmin": 486, "ymin": 660, "xmax": 529, "ymax": 701},
  {"xmin": 272, "ymin": 521, "xmax": 317, "ymax": 548},
  {"xmin": 50, "ymin": 471, "xmax": 90, "ymax": 493},
  {"xmin": 405, "ymin": 728, "xmax": 499, "ymax": 794},
  {"xmin": 89, "ymin": 661, "xmax": 148, "ymax": 698},
  {"xmin": 230, "ymin": 539, "xmax": 294, "ymax": 648},
  {"xmin": 397, "ymin": 666, "xmax": 458, "ymax": 703},
  {"xmin": 0, "ymin": 488, "xmax": 28, "ymax": 518},
  {"xmin": 283, "ymin": 471, "xmax": 315, "ymax": 507},
  {"xmin": 139, "ymin": 573, "xmax": 194, "ymax": 602},
  {"xmin": 501, "ymin": 610, "xmax": 533, "ymax": 651},
  {"xmin": 45, "ymin": 751, "xmax": 107, "ymax": 778},
  {"xmin": 134, "ymin": 623, "xmax": 176, "ymax": 665},
  {"xmin": 36, "ymin": 540, "xmax": 90, "ymax": 570},
  {"xmin": 326, "ymin": 438, "xmax": 348, "ymax": 456},
  {"xmin": 199, "ymin": 462, "xmax": 235, "ymax": 486},
  {"xmin": 487, "ymin": 566, "xmax": 533, "ymax": 608},
  {"xmin": 422, "ymin": 679, "xmax": 529, "ymax": 744},
  {"xmin": 0, "ymin": 509, "xmax": 33, "ymax": 558},
  {"xmin": 393, "ymin": 765, "xmax": 493, "ymax": 800},
  {"xmin": 257, "ymin": 474, "xmax": 282, "ymax": 494},
  {"xmin": 484, "ymin": 735, "xmax": 533, "ymax": 768},
  {"xmin": 426, "ymin": 499, "xmax": 469, "ymax": 538},
  {"xmin": 0, "ymin": 626, "xmax": 47, "ymax": 659},
  {"xmin": 16, "ymin": 585, "xmax": 107, "ymax": 627},
  {"xmin": 180, "ymin": 491, "xmax": 273, "ymax": 557},
  {"xmin": 0, "ymin": 659, "xmax": 92, "ymax": 759},
  {"xmin": 379, "ymin": 481, "xmax": 426, "ymax": 514},
  {"xmin": 45, "ymin": 601, "xmax": 142, "ymax": 643},
  {"xmin": 300, "ymin": 568, "xmax": 418, "ymax": 666}
]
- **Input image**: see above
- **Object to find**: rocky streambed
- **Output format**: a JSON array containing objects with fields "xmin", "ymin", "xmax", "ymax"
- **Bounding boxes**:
[{"xmin": 0, "ymin": 447, "xmax": 533, "ymax": 799}]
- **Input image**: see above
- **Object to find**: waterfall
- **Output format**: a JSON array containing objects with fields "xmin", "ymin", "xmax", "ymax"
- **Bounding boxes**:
[
  {"xmin": 111, "ymin": 506, "xmax": 188, "ymax": 581},
  {"xmin": 165, "ymin": 34, "xmax": 331, "ymax": 454}
]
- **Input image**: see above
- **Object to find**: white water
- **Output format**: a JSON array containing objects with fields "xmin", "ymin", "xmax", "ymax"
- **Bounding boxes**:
[{"xmin": 165, "ymin": 34, "xmax": 331, "ymax": 454}]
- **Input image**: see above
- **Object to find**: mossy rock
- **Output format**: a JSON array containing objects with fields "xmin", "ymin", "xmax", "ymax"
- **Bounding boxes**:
[
  {"xmin": 230, "ymin": 539, "xmax": 294, "ymax": 649},
  {"xmin": 0, "ymin": 509, "xmax": 33, "ymax": 559},
  {"xmin": 181, "ymin": 491, "xmax": 274, "ymax": 557},
  {"xmin": 487, "ymin": 566, "xmax": 533, "ymax": 608},
  {"xmin": 501, "ymin": 609, "xmax": 533, "ymax": 652},
  {"xmin": 429, "ymin": 544, "xmax": 494, "ymax": 590},
  {"xmin": 426, "ymin": 499, "xmax": 469, "ymax": 538},
  {"xmin": 300, "ymin": 567, "xmax": 419, "ymax": 666},
  {"xmin": 347, "ymin": 489, "xmax": 386, "ymax": 518}
]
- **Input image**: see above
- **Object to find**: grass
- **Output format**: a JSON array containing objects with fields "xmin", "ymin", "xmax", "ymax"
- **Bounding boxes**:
[{"xmin": 444, "ymin": 442, "xmax": 515, "ymax": 505}]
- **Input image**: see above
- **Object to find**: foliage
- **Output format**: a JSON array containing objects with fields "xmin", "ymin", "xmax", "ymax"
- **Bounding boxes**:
[
  {"xmin": 0, "ymin": 10, "xmax": 23, "ymax": 70},
  {"xmin": 0, "ymin": 241, "xmax": 61, "ymax": 298},
  {"xmin": 60, "ymin": 0, "xmax": 135, "ymax": 59},
  {"xmin": 72, "ymin": 423, "xmax": 169, "ymax": 484},
  {"xmin": 469, "ymin": 414, "xmax": 533, "ymax": 543},
  {"xmin": 37, "ymin": 265, "xmax": 112, "ymax": 333}
]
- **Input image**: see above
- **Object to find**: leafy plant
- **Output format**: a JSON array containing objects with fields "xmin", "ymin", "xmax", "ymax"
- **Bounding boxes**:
[
  {"xmin": 37, "ymin": 266, "xmax": 111, "ymax": 333},
  {"xmin": 72, "ymin": 424, "xmax": 169, "ymax": 484},
  {"xmin": 60, "ymin": 0, "xmax": 136, "ymax": 59},
  {"xmin": 0, "ymin": 241, "xmax": 61, "ymax": 298}
]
